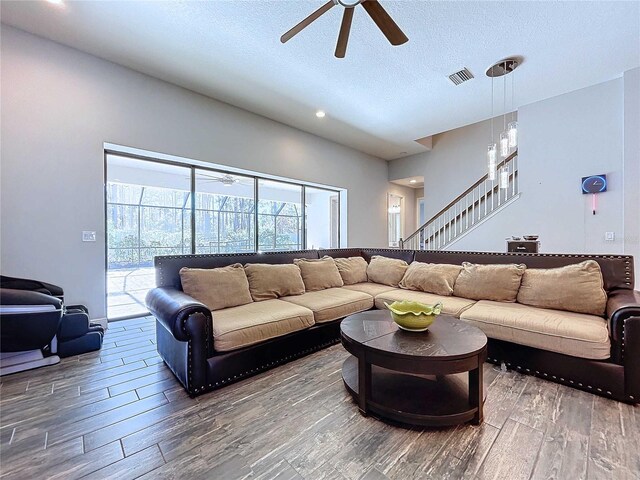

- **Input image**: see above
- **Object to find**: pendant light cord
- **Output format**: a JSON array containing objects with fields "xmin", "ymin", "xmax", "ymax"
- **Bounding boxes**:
[
  {"xmin": 491, "ymin": 74, "xmax": 494, "ymax": 140},
  {"xmin": 511, "ymin": 69, "xmax": 515, "ymax": 122},
  {"xmin": 503, "ymin": 63, "xmax": 507, "ymax": 131}
]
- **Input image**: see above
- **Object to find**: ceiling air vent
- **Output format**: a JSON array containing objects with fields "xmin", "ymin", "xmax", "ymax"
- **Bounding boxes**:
[{"xmin": 448, "ymin": 67, "xmax": 474, "ymax": 85}]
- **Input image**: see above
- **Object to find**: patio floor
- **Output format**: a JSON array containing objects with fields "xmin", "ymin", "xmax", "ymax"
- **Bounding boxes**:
[{"xmin": 107, "ymin": 267, "xmax": 156, "ymax": 319}]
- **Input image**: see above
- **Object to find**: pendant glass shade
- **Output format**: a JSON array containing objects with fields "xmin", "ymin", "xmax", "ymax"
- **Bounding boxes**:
[
  {"xmin": 508, "ymin": 121, "xmax": 518, "ymax": 148},
  {"xmin": 499, "ymin": 132, "xmax": 509, "ymax": 158},
  {"xmin": 487, "ymin": 144, "xmax": 497, "ymax": 180},
  {"xmin": 500, "ymin": 167, "xmax": 509, "ymax": 189}
]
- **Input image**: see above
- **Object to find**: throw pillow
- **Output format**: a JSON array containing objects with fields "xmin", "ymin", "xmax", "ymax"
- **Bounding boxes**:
[
  {"xmin": 399, "ymin": 261, "xmax": 462, "ymax": 296},
  {"xmin": 244, "ymin": 263, "xmax": 306, "ymax": 301},
  {"xmin": 179, "ymin": 264, "xmax": 253, "ymax": 311},
  {"xmin": 516, "ymin": 260, "xmax": 607, "ymax": 315},
  {"xmin": 294, "ymin": 256, "xmax": 344, "ymax": 291},
  {"xmin": 367, "ymin": 255, "xmax": 409, "ymax": 287},
  {"xmin": 453, "ymin": 262, "xmax": 526, "ymax": 302},
  {"xmin": 333, "ymin": 256, "xmax": 368, "ymax": 285}
]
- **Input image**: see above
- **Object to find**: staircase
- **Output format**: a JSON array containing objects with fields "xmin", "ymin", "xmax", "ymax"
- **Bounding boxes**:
[{"xmin": 401, "ymin": 150, "xmax": 519, "ymax": 250}]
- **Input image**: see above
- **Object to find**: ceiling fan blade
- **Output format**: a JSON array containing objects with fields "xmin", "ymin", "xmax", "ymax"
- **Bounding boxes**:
[
  {"xmin": 361, "ymin": 0, "xmax": 408, "ymax": 46},
  {"xmin": 281, "ymin": 0, "xmax": 336, "ymax": 44},
  {"xmin": 335, "ymin": 7, "xmax": 355, "ymax": 58}
]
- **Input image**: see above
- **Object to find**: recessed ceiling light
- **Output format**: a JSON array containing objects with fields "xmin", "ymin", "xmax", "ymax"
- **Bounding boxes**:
[
  {"xmin": 46, "ymin": 0, "xmax": 64, "ymax": 5},
  {"xmin": 409, "ymin": 179, "xmax": 417, "ymax": 184},
  {"xmin": 315, "ymin": 110, "xmax": 326, "ymax": 118}
]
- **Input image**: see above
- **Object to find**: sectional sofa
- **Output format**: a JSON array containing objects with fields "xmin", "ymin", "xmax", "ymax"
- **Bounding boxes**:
[{"xmin": 145, "ymin": 248, "xmax": 639, "ymax": 403}]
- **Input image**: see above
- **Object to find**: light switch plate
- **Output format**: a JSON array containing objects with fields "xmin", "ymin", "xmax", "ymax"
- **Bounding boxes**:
[
  {"xmin": 605, "ymin": 232, "xmax": 615, "ymax": 241},
  {"xmin": 82, "ymin": 231, "xmax": 96, "ymax": 242}
]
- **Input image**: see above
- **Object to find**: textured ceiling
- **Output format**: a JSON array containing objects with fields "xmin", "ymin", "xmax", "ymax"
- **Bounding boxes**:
[{"xmin": 2, "ymin": 1, "xmax": 638, "ymax": 160}]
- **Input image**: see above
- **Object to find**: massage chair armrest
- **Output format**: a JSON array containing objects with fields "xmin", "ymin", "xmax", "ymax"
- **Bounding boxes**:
[
  {"xmin": 145, "ymin": 287, "xmax": 212, "ymax": 342},
  {"xmin": 0, "ymin": 288, "xmax": 63, "ymax": 309},
  {"xmin": 607, "ymin": 289, "xmax": 640, "ymax": 364}
]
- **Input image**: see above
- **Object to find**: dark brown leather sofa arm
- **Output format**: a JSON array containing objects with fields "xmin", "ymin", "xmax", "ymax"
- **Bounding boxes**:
[
  {"xmin": 145, "ymin": 287, "xmax": 212, "ymax": 342},
  {"xmin": 607, "ymin": 289, "xmax": 640, "ymax": 366}
]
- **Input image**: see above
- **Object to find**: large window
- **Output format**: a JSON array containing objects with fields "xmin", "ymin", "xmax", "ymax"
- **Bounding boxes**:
[
  {"xmin": 106, "ymin": 153, "xmax": 342, "ymax": 319},
  {"xmin": 258, "ymin": 180, "xmax": 302, "ymax": 251},
  {"xmin": 195, "ymin": 170, "xmax": 255, "ymax": 254}
]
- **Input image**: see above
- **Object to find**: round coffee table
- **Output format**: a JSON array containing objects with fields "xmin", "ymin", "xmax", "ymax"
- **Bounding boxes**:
[{"xmin": 340, "ymin": 310, "xmax": 487, "ymax": 427}]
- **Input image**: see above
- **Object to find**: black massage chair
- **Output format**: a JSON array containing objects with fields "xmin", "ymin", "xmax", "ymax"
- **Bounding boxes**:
[{"xmin": 0, "ymin": 275, "xmax": 104, "ymax": 376}]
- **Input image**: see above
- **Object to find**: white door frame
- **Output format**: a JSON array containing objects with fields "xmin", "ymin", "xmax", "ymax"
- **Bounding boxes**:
[{"xmin": 416, "ymin": 196, "xmax": 425, "ymax": 226}]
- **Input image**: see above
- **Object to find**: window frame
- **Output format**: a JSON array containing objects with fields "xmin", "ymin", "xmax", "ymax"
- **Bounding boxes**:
[{"xmin": 105, "ymin": 152, "xmax": 341, "ymax": 255}]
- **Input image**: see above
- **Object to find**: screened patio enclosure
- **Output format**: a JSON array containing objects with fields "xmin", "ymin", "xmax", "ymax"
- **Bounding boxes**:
[{"xmin": 106, "ymin": 153, "xmax": 341, "ymax": 319}]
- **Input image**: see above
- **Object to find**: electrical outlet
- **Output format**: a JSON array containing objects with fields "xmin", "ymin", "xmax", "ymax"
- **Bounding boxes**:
[
  {"xmin": 82, "ymin": 231, "xmax": 96, "ymax": 242},
  {"xmin": 605, "ymin": 232, "xmax": 615, "ymax": 241}
]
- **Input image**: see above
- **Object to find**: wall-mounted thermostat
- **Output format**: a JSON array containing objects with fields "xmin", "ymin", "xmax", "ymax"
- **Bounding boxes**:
[{"xmin": 82, "ymin": 231, "xmax": 96, "ymax": 242}]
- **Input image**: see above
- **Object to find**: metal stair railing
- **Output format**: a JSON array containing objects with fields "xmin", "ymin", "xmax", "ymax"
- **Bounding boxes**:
[{"xmin": 401, "ymin": 150, "xmax": 518, "ymax": 250}]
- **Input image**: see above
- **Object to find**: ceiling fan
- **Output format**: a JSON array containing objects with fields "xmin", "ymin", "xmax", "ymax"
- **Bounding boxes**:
[
  {"xmin": 197, "ymin": 173, "xmax": 243, "ymax": 187},
  {"xmin": 281, "ymin": 0, "xmax": 408, "ymax": 58}
]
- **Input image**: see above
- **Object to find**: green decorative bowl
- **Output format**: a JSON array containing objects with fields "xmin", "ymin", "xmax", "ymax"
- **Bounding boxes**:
[{"xmin": 384, "ymin": 300, "xmax": 443, "ymax": 332}]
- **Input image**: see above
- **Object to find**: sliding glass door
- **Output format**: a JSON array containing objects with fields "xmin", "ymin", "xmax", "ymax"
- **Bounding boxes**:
[
  {"xmin": 106, "ymin": 152, "xmax": 342, "ymax": 319},
  {"xmin": 106, "ymin": 156, "xmax": 191, "ymax": 319},
  {"xmin": 195, "ymin": 171, "xmax": 255, "ymax": 254},
  {"xmin": 258, "ymin": 179, "xmax": 303, "ymax": 251}
]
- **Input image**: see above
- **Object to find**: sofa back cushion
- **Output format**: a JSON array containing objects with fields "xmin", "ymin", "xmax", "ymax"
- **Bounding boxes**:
[
  {"xmin": 453, "ymin": 262, "xmax": 526, "ymax": 302},
  {"xmin": 399, "ymin": 262, "xmax": 461, "ymax": 296},
  {"xmin": 367, "ymin": 255, "xmax": 409, "ymax": 287},
  {"xmin": 179, "ymin": 264, "xmax": 253, "ymax": 311},
  {"xmin": 294, "ymin": 256, "xmax": 344, "ymax": 291},
  {"xmin": 516, "ymin": 260, "xmax": 607, "ymax": 315},
  {"xmin": 244, "ymin": 263, "xmax": 306, "ymax": 301},
  {"xmin": 334, "ymin": 256, "xmax": 368, "ymax": 285}
]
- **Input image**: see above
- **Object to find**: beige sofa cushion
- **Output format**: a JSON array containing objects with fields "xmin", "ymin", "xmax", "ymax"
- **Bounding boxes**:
[
  {"xmin": 459, "ymin": 300, "xmax": 610, "ymax": 360},
  {"xmin": 517, "ymin": 260, "xmax": 607, "ymax": 316},
  {"xmin": 179, "ymin": 264, "xmax": 253, "ymax": 311},
  {"xmin": 399, "ymin": 262, "xmax": 461, "ymax": 297},
  {"xmin": 367, "ymin": 256, "xmax": 409, "ymax": 287},
  {"xmin": 334, "ymin": 256, "xmax": 368, "ymax": 285},
  {"xmin": 342, "ymin": 282, "xmax": 398, "ymax": 297},
  {"xmin": 244, "ymin": 263, "xmax": 305, "ymax": 302},
  {"xmin": 294, "ymin": 256, "xmax": 343, "ymax": 291},
  {"xmin": 453, "ymin": 262, "xmax": 526, "ymax": 302},
  {"xmin": 212, "ymin": 299, "xmax": 314, "ymax": 352},
  {"xmin": 374, "ymin": 289, "xmax": 476, "ymax": 317},
  {"xmin": 281, "ymin": 288, "xmax": 373, "ymax": 323}
]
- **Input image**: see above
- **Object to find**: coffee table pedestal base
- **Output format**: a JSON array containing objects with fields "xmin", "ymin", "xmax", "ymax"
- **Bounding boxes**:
[{"xmin": 342, "ymin": 356, "xmax": 483, "ymax": 427}]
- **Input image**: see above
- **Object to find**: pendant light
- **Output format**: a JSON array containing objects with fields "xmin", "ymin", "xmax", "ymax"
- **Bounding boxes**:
[
  {"xmin": 507, "ymin": 121, "xmax": 518, "ymax": 148},
  {"xmin": 486, "ymin": 58, "xmax": 520, "ymax": 173},
  {"xmin": 488, "ymin": 145, "xmax": 497, "ymax": 181},
  {"xmin": 499, "ymin": 132, "xmax": 509, "ymax": 158},
  {"xmin": 499, "ymin": 166, "xmax": 509, "ymax": 189}
]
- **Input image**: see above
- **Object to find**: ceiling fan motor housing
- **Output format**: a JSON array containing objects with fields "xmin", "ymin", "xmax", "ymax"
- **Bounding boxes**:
[{"xmin": 335, "ymin": 0, "xmax": 364, "ymax": 7}]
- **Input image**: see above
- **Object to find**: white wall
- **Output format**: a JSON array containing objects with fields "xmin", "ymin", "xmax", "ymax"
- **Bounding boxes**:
[
  {"xmin": 388, "ymin": 154, "xmax": 427, "ymax": 182},
  {"xmin": 446, "ymin": 79, "xmax": 626, "ymax": 257},
  {"xmin": 623, "ymin": 68, "xmax": 640, "ymax": 279},
  {"xmin": 0, "ymin": 26, "xmax": 395, "ymax": 319}
]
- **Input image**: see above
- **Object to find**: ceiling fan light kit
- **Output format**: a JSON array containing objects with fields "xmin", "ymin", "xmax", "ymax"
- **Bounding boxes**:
[{"xmin": 281, "ymin": 0, "xmax": 408, "ymax": 58}]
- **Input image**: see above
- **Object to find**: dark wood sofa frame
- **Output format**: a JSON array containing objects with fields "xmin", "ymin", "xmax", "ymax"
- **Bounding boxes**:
[{"xmin": 145, "ymin": 248, "xmax": 640, "ymax": 403}]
